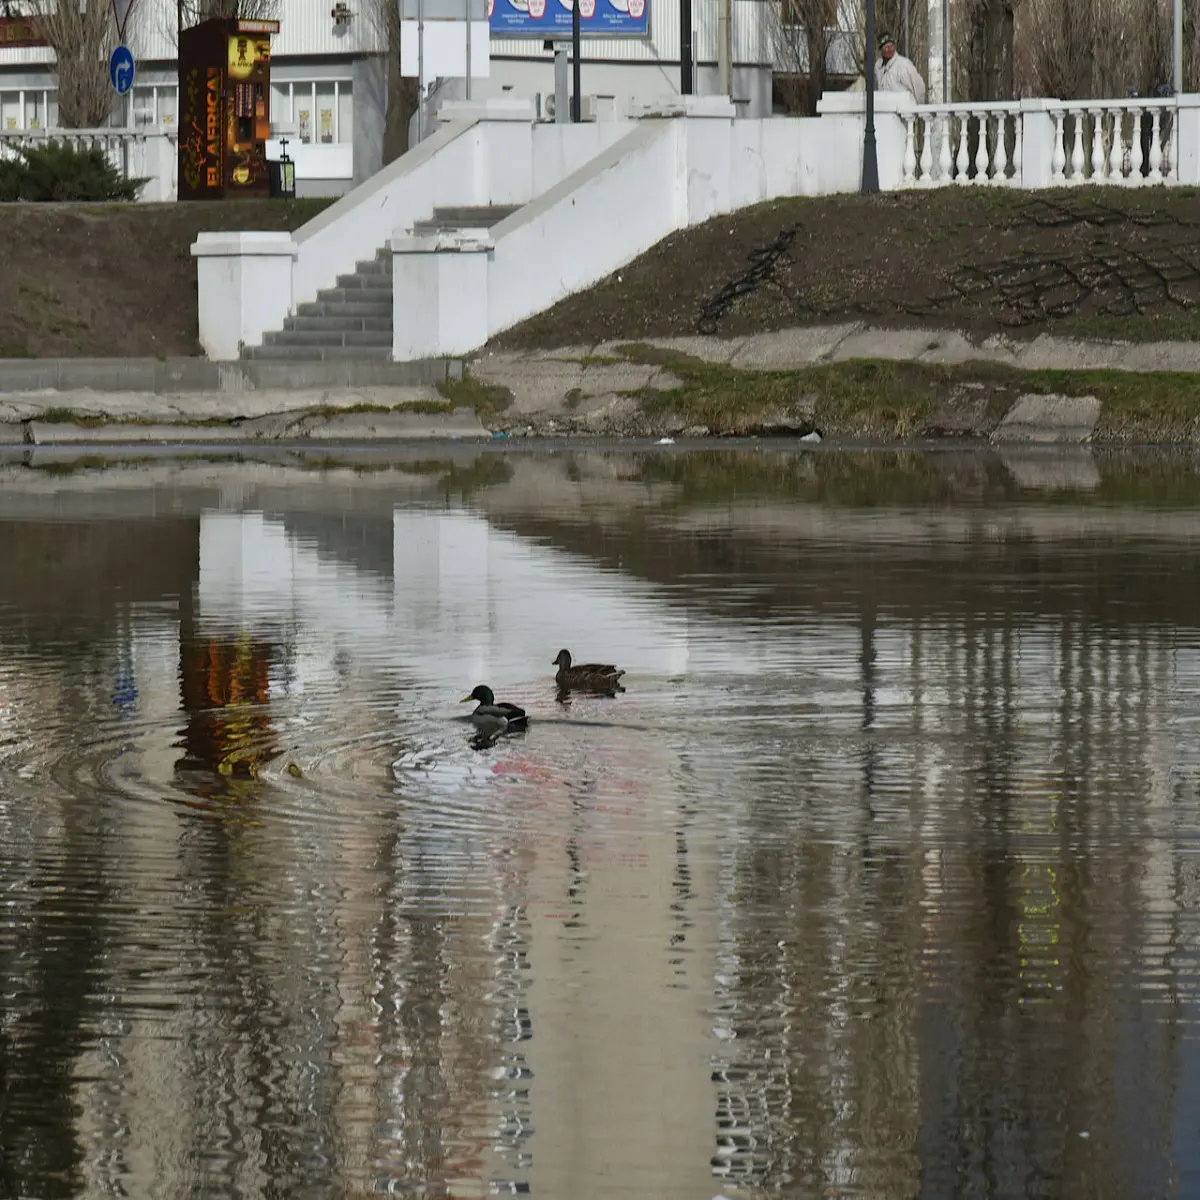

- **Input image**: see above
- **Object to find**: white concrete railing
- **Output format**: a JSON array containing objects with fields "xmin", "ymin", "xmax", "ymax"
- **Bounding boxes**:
[
  {"xmin": 1044, "ymin": 98, "xmax": 1177, "ymax": 185},
  {"xmin": 901, "ymin": 97, "xmax": 1180, "ymax": 187},
  {"xmin": 903, "ymin": 103, "xmax": 1023, "ymax": 186},
  {"xmin": 0, "ymin": 127, "xmax": 178, "ymax": 201}
]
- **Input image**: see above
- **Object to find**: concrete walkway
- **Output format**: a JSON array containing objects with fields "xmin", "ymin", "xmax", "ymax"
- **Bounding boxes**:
[
  {"xmin": 482, "ymin": 322, "xmax": 1200, "ymax": 374},
  {"xmin": 1, "ymin": 324, "xmax": 1197, "ymax": 444}
]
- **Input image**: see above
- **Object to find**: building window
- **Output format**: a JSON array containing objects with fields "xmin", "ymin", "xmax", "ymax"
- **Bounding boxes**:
[
  {"xmin": 132, "ymin": 86, "xmax": 155, "ymax": 127},
  {"xmin": 275, "ymin": 80, "xmax": 353, "ymax": 144}
]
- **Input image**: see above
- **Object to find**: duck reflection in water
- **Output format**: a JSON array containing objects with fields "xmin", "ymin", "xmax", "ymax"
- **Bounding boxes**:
[{"xmin": 461, "ymin": 684, "xmax": 528, "ymax": 750}]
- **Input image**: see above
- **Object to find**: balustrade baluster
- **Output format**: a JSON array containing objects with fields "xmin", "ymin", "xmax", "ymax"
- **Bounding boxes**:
[
  {"xmin": 1129, "ymin": 109, "xmax": 1144, "ymax": 184},
  {"xmin": 974, "ymin": 113, "xmax": 990, "ymax": 183},
  {"xmin": 1108, "ymin": 109, "xmax": 1124, "ymax": 182},
  {"xmin": 1069, "ymin": 109, "xmax": 1086, "ymax": 182},
  {"xmin": 919, "ymin": 113, "xmax": 933, "ymax": 185},
  {"xmin": 1051, "ymin": 111, "xmax": 1067, "ymax": 183},
  {"xmin": 903, "ymin": 114, "xmax": 917, "ymax": 185},
  {"xmin": 938, "ymin": 114, "xmax": 953, "ymax": 182},
  {"xmin": 1148, "ymin": 108, "xmax": 1163, "ymax": 183},
  {"xmin": 1090, "ymin": 108, "xmax": 1107, "ymax": 181},
  {"xmin": 956, "ymin": 114, "xmax": 970, "ymax": 184},
  {"xmin": 992, "ymin": 113, "xmax": 1008, "ymax": 183}
]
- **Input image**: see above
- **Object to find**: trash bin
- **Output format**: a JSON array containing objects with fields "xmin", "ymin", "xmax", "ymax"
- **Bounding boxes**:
[{"xmin": 268, "ymin": 147, "xmax": 295, "ymax": 199}]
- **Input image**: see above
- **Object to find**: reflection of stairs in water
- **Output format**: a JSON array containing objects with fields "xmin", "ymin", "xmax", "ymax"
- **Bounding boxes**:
[{"xmin": 241, "ymin": 205, "xmax": 521, "ymax": 362}]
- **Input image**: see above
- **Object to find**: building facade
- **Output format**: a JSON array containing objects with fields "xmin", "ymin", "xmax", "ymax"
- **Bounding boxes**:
[{"xmin": 0, "ymin": 0, "xmax": 780, "ymax": 197}]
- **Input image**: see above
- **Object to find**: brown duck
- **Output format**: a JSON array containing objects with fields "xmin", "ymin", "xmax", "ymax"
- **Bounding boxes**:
[{"xmin": 553, "ymin": 649, "xmax": 626, "ymax": 692}]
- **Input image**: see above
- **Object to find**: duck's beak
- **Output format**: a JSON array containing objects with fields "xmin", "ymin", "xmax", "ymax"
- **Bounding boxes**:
[{"xmin": 460, "ymin": 694, "xmax": 473, "ymax": 703}]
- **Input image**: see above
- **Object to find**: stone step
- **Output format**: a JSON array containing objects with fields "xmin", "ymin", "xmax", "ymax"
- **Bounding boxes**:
[
  {"xmin": 264, "ymin": 328, "xmax": 393, "ymax": 348},
  {"xmin": 351, "ymin": 256, "xmax": 392, "ymax": 277},
  {"xmin": 412, "ymin": 204, "xmax": 521, "ymax": 234},
  {"xmin": 296, "ymin": 297, "xmax": 393, "ymax": 318},
  {"xmin": 309, "ymin": 287, "xmax": 394, "ymax": 309},
  {"xmin": 242, "ymin": 344, "xmax": 393, "ymax": 362},
  {"xmin": 332, "ymin": 272, "xmax": 393, "ymax": 291},
  {"xmin": 284, "ymin": 313, "xmax": 393, "ymax": 334}
]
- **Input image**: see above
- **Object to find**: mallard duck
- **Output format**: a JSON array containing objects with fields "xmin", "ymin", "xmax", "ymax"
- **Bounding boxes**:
[
  {"xmin": 552, "ymin": 649, "xmax": 625, "ymax": 692},
  {"xmin": 461, "ymin": 685, "xmax": 528, "ymax": 737}
]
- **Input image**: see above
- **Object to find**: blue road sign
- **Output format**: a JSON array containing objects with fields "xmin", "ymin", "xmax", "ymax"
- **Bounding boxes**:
[{"xmin": 109, "ymin": 44, "xmax": 135, "ymax": 96}]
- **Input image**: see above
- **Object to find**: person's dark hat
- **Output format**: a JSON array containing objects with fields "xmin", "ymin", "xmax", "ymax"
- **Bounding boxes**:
[{"xmin": 878, "ymin": 32, "xmax": 895, "ymax": 48}]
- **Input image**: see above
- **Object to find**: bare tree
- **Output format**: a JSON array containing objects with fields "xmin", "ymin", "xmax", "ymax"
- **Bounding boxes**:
[
  {"xmin": 177, "ymin": 0, "xmax": 281, "ymax": 29},
  {"xmin": 22, "ymin": 0, "xmax": 124, "ymax": 128},
  {"xmin": 1014, "ymin": 0, "xmax": 1173, "ymax": 99},
  {"xmin": 771, "ymin": 0, "xmax": 841, "ymax": 114},
  {"xmin": 362, "ymin": 0, "xmax": 420, "ymax": 163}
]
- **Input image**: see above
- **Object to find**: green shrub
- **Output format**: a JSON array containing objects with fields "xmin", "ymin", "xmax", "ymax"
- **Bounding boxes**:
[{"xmin": 0, "ymin": 141, "xmax": 146, "ymax": 202}]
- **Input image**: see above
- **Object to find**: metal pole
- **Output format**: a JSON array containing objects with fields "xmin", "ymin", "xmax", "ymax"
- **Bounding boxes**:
[
  {"xmin": 571, "ymin": 0, "xmax": 581, "ymax": 121},
  {"xmin": 554, "ymin": 43, "xmax": 569, "ymax": 121},
  {"xmin": 417, "ymin": 0, "xmax": 425, "ymax": 141},
  {"xmin": 942, "ymin": 0, "xmax": 949, "ymax": 102},
  {"xmin": 903, "ymin": 0, "xmax": 909, "ymax": 58},
  {"xmin": 466, "ymin": 0, "xmax": 472, "ymax": 99},
  {"xmin": 1174, "ymin": 0, "xmax": 1183, "ymax": 95},
  {"xmin": 680, "ymin": 0, "xmax": 693, "ymax": 93},
  {"xmin": 863, "ymin": 0, "xmax": 879, "ymax": 193}
]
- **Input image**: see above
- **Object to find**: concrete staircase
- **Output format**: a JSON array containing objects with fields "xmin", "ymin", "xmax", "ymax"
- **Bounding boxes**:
[{"xmin": 241, "ymin": 205, "xmax": 521, "ymax": 362}]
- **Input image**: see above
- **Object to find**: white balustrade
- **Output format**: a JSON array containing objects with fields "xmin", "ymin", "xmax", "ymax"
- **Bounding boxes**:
[
  {"xmin": 902, "ymin": 97, "xmax": 1180, "ymax": 190},
  {"xmin": 1044, "ymin": 99, "xmax": 1176, "ymax": 186},
  {"xmin": 0, "ymin": 126, "xmax": 178, "ymax": 201},
  {"xmin": 905, "ymin": 103, "xmax": 1022, "ymax": 187}
]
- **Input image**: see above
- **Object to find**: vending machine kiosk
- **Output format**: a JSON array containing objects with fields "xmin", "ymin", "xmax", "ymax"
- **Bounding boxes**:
[{"xmin": 178, "ymin": 16, "xmax": 279, "ymax": 200}]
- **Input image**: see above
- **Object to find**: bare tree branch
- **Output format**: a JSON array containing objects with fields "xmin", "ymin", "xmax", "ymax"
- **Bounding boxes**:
[
  {"xmin": 360, "ymin": 0, "xmax": 419, "ymax": 162},
  {"xmin": 22, "ymin": 0, "xmax": 126, "ymax": 128}
]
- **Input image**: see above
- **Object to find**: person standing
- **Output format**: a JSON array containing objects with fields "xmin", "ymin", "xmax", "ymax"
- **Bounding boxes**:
[{"xmin": 876, "ymin": 32, "xmax": 926, "ymax": 104}]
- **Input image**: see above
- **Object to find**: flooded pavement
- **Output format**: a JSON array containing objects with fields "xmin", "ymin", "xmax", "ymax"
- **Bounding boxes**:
[{"xmin": 2, "ymin": 443, "xmax": 1200, "ymax": 1199}]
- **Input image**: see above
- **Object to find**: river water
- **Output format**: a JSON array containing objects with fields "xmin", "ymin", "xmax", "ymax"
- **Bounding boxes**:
[{"xmin": 1, "ymin": 443, "xmax": 1199, "ymax": 1199}]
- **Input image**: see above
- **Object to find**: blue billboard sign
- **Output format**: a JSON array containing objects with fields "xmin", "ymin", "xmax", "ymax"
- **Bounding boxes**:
[{"xmin": 488, "ymin": 0, "xmax": 648, "ymax": 39}]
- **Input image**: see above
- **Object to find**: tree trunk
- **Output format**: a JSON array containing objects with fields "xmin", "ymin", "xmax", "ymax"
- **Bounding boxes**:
[
  {"xmin": 965, "ymin": 0, "xmax": 1014, "ymax": 178},
  {"xmin": 382, "ymin": 2, "xmax": 420, "ymax": 164},
  {"xmin": 968, "ymin": 0, "xmax": 1015, "ymax": 102}
]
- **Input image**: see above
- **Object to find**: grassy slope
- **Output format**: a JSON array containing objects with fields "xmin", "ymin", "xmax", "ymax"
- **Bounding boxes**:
[
  {"xmin": 492, "ymin": 186, "xmax": 1200, "ymax": 351},
  {"xmin": 0, "ymin": 199, "xmax": 331, "ymax": 359}
]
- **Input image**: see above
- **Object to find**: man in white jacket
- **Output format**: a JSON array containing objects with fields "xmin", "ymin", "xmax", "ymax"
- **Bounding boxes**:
[{"xmin": 876, "ymin": 32, "xmax": 926, "ymax": 104}]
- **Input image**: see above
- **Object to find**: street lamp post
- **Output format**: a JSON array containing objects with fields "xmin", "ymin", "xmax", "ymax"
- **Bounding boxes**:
[
  {"xmin": 1174, "ymin": 0, "xmax": 1183, "ymax": 96},
  {"xmin": 862, "ymin": 0, "xmax": 879, "ymax": 193}
]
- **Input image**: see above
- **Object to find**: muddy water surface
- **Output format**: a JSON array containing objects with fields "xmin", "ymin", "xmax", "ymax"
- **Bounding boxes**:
[{"xmin": 1, "ymin": 445, "xmax": 1199, "ymax": 1199}]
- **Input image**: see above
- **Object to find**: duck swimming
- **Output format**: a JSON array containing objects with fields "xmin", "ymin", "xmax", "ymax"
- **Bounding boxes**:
[
  {"xmin": 552, "ymin": 649, "xmax": 626, "ymax": 692},
  {"xmin": 461, "ymin": 685, "xmax": 528, "ymax": 737}
]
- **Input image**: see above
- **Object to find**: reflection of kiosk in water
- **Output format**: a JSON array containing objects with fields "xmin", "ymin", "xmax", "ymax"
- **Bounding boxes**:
[
  {"xmin": 177, "ymin": 16, "xmax": 279, "ymax": 199},
  {"xmin": 175, "ymin": 632, "xmax": 280, "ymax": 800}
]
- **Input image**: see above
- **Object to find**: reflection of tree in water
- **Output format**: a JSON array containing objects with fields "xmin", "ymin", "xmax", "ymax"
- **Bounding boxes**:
[
  {"xmin": 175, "ymin": 630, "xmax": 280, "ymax": 802},
  {"xmin": 0, "ymin": 817, "xmax": 109, "ymax": 1199},
  {"xmin": 707, "ymin": 603, "xmax": 1183, "ymax": 1196}
]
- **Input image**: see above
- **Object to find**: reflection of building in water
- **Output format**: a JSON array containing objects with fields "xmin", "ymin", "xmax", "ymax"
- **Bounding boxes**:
[{"xmin": 9, "ymin": 462, "xmax": 1200, "ymax": 1197}]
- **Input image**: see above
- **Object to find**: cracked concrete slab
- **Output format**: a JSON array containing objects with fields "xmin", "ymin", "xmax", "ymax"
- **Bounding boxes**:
[
  {"xmin": 643, "ymin": 335, "xmax": 748, "ymax": 365},
  {"xmin": 297, "ymin": 408, "xmax": 488, "ymax": 440},
  {"xmin": 1011, "ymin": 335, "xmax": 1128, "ymax": 371},
  {"xmin": 992, "ymin": 394, "xmax": 1102, "ymax": 443},
  {"xmin": 728, "ymin": 324, "xmax": 863, "ymax": 369}
]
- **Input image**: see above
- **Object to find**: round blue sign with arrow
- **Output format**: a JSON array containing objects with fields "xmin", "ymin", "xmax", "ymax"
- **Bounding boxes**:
[{"xmin": 109, "ymin": 44, "xmax": 135, "ymax": 96}]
